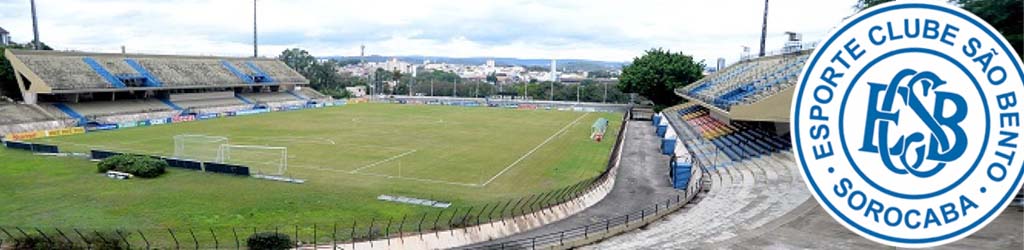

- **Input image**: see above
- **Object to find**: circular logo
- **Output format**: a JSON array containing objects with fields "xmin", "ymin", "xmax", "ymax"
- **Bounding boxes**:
[{"xmin": 791, "ymin": 1, "xmax": 1024, "ymax": 248}]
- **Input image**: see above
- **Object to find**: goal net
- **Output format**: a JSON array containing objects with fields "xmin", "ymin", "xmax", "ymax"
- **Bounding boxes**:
[
  {"xmin": 173, "ymin": 134, "xmax": 229, "ymax": 162},
  {"xmin": 218, "ymin": 144, "xmax": 288, "ymax": 176}
]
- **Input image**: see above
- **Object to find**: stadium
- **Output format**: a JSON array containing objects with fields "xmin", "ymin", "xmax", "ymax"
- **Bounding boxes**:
[{"xmin": 1, "ymin": 1, "xmax": 1022, "ymax": 250}]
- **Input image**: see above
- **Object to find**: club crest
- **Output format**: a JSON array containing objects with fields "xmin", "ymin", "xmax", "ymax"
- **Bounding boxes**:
[{"xmin": 791, "ymin": 1, "xmax": 1024, "ymax": 247}]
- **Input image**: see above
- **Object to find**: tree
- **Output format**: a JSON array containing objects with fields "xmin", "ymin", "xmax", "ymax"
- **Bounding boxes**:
[
  {"xmin": 486, "ymin": 72, "xmax": 498, "ymax": 83},
  {"xmin": 854, "ymin": 0, "xmax": 896, "ymax": 9},
  {"xmin": 1, "ymin": 42, "xmax": 53, "ymax": 100},
  {"xmin": 958, "ymin": 0, "xmax": 1023, "ymax": 58},
  {"xmin": 278, "ymin": 48, "xmax": 366, "ymax": 98},
  {"xmin": 587, "ymin": 70, "xmax": 614, "ymax": 79},
  {"xmin": 855, "ymin": 0, "xmax": 1022, "ymax": 58},
  {"xmin": 618, "ymin": 48, "xmax": 704, "ymax": 108},
  {"xmin": 278, "ymin": 48, "xmax": 316, "ymax": 76},
  {"xmin": 0, "ymin": 45, "xmax": 24, "ymax": 99}
]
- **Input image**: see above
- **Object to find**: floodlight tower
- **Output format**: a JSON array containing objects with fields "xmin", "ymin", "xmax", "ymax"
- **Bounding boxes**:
[
  {"xmin": 30, "ymin": 0, "xmax": 40, "ymax": 50},
  {"xmin": 253, "ymin": 0, "xmax": 258, "ymax": 58},
  {"xmin": 758, "ymin": 0, "xmax": 769, "ymax": 57}
]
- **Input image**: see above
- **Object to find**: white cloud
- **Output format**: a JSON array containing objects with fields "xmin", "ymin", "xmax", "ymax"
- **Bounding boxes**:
[{"xmin": 0, "ymin": 0, "xmax": 859, "ymax": 63}]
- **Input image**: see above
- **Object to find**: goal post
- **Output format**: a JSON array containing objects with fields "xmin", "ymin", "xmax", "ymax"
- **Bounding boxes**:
[
  {"xmin": 218, "ymin": 144, "xmax": 288, "ymax": 176},
  {"xmin": 173, "ymin": 134, "xmax": 229, "ymax": 162}
]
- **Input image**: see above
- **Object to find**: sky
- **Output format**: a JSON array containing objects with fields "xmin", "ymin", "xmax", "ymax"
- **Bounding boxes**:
[{"xmin": 0, "ymin": 0, "xmax": 860, "ymax": 63}]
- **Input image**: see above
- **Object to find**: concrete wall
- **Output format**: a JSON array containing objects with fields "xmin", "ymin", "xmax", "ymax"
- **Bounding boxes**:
[
  {"xmin": 170, "ymin": 91, "xmax": 235, "ymax": 102},
  {"xmin": 0, "ymin": 119, "xmax": 77, "ymax": 136},
  {"xmin": 728, "ymin": 84, "xmax": 795, "ymax": 123},
  {"xmin": 385, "ymin": 95, "xmax": 632, "ymax": 113}
]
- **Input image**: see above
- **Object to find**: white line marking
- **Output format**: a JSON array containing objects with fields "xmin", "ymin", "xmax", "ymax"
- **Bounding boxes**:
[
  {"xmin": 349, "ymin": 149, "xmax": 418, "ymax": 173},
  {"xmin": 354, "ymin": 172, "xmax": 479, "ymax": 187},
  {"xmin": 234, "ymin": 135, "xmax": 336, "ymax": 145},
  {"xmin": 479, "ymin": 112, "xmax": 589, "ymax": 186},
  {"xmin": 47, "ymin": 140, "xmax": 478, "ymax": 187},
  {"xmin": 286, "ymin": 163, "xmax": 479, "ymax": 187}
]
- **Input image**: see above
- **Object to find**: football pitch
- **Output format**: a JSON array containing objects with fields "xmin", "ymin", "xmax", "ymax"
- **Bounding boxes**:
[{"xmin": 0, "ymin": 103, "xmax": 621, "ymax": 234}]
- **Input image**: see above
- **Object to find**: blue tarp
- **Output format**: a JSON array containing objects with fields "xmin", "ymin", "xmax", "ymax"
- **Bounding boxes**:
[
  {"xmin": 166, "ymin": 158, "xmax": 203, "ymax": 171},
  {"xmin": 31, "ymin": 144, "xmax": 59, "ymax": 154},
  {"xmin": 671, "ymin": 162, "xmax": 692, "ymax": 189},
  {"xmin": 661, "ymin": 139, "xmax": 676, "ymax": 155},
  {"xmin": 5, "ymin": 141, "xmax": 32, "ymax": 151},
  {"xmin": 203, "ymin": 162, "xmax": 251, "ymax": 176},
  {"xmin": 90, "ymin": 150, "xmax": 122, "ymax": 160}
]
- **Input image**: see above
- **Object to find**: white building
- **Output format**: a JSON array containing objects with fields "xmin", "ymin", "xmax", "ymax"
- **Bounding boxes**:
[
  {"xmin": 345, "ymin": 86, "xmax": 367, "ymax": 97},
  {"xmin": 384, "ymin": 58, "xmax": 412, "ymax": 74}
]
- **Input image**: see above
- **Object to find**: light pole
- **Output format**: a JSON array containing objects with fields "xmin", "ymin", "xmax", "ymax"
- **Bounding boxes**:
[
  {"xmin": 759, "ymin": 0, "xmax": 769, "ymax": 57},
  {"xmin": 430, "ymin": 79, "xmax": 434, "ymax": 97},
  {"xmin": 453, "ymin": 77, "xmax": 458, "ymax": 97},
  {"xmin": 603, "ymin": 81, "xmax": 608, "ymax": 103},
  {"xmin": 550, "ymin": 81, "xmax": 554, "ymax": 101},
  {"xmin": 576, "ymin": 83, "xmax": 581, "ymax": 103},
  {"xmin": 30, "ymin": 0, "xmax": 40, "ymax": 50},
  {"xmin": 253, "ymin": 0, "xmax": 258, "ymax": 58}
]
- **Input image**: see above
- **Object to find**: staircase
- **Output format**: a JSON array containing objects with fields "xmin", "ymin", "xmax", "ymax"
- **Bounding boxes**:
[{"xmin": 51, "ymin": 103, "xmax": 88, "ymax": 125}]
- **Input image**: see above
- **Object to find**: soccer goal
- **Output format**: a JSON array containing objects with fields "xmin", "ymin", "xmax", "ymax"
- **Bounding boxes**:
[
  {"xmin": 218, "ymin": 144, "xmax": 288, "ymax": 176},
  {"xmin": 173, "ymin": 134, "xmax": 229, "ymax": 162}
]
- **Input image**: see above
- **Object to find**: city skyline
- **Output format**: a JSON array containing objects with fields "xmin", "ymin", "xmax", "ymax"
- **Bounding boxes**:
[{"xmin": 0, "ymin": 0, "xmax": 858, "ymax": 63}]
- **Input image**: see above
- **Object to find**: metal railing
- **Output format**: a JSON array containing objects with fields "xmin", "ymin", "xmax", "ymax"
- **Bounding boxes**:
[{"xmin": 465, "ymin": 112, "xmax": 710, "ymax": 250}]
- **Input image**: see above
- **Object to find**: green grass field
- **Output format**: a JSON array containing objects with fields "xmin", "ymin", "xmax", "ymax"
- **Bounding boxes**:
[{"xmin": 0, "ymin": 103, "xmax": 620, "ymax": 243}]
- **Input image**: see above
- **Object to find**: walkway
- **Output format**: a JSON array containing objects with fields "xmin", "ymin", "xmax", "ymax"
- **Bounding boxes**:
[{"xmin": 458, "ymin": 120, "xmax": 681, "ymax": 248}]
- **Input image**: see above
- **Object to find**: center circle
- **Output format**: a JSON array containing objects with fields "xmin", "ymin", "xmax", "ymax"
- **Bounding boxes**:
[{"xmin": 837, "ymin": 48, "xmax": 991, "ymax": 199}]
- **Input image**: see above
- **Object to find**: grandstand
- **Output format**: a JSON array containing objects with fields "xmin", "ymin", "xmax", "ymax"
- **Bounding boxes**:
[
  {"xmin": 581, "ymin": 47, "xmax": 1023, "ymax": 249},
  {"xmin": 678, "ymin": 50, "xmax": 810, "ymax": 123},
  {"xmin": 0, "ymin": 49, "xmax": 327, "ymax": 137},
  {"xmin": 590, "ymin": 100, "xmax": 1022, "ymax": 249},
  {"xmin": 674, "ymin": 105, "xmax": 790, "ymax": 163}
]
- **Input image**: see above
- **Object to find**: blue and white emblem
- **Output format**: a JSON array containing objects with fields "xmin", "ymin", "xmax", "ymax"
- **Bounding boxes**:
[{"xmin": 791, "ymin": 1, "xmax": 1024, "ymax": 247}]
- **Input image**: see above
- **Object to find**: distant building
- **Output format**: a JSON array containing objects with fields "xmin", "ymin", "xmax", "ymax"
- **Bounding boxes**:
[
  {"xmin": 559, "ymin": 73, "xmax": 585, "ymax": 84},
  {"xmin": 0, "ymin": 27, "xmax": 9, "ymax": 45},
  {"xmin": 383, "ymin": 58, "xmax": 412, "ymax": 74},
  {"xmin": 717, "ymin": 58, "xmax": 726, "ymax": 71},
  {"xmin": 486, "ymin": 59, "xmax": 495, "ymax": 68},
  {"xmin": 346, "ymin": 86, "xmax": 367, "ymax": 97}
]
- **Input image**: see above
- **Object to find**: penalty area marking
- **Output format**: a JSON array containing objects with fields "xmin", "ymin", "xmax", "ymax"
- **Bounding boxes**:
[
  {"xmin": 479, "ymin": 112, "xmax": 589, "ymax": 187},
  {"xmin": 36, "ymin": 138, "xmax": 480, "ymax": 187},
  {"xmin": 233, "ymin": 135, "xmax": 337, "ymax": 145}
]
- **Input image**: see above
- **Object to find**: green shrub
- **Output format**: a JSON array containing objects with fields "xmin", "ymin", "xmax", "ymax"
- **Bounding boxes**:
[
  {"xmin": 247, "ymin": 232, "xmax": 292, "ymax": 250},
  {"xmin": 81, "ymin": 232, "xmax": 127, "ymax": 250},
  {"xmin": 97, "ymin": 154, "xmax": 167, "ymax": 178},
  {"xmin": 9, "ymin": 234, "xmax": 72, "ymax": 250},
  {"xmin": 6, "ymin": 231, "xmax": 126, "ymax": 250}
]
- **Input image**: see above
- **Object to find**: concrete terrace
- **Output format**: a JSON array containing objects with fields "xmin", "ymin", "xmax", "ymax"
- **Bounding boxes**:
[{"xmin": 586, "ymin": 109, "xmax": 1023, "ymax": 250}]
